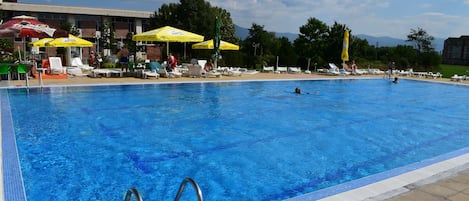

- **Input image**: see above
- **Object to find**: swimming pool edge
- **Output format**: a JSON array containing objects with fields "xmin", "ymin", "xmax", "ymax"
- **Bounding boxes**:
[
  {"xmin": 1, "ymin": 90, "xmax": 27, "ymax": 201},
  {"xmin": 284, "ymin": 148, "xmax": 469, "ymax": 201}
]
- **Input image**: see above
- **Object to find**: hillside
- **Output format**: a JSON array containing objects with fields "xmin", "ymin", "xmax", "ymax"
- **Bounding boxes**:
[{"xmin": 234, "ymin": 25, "xmax": 444, "ymax": 52}]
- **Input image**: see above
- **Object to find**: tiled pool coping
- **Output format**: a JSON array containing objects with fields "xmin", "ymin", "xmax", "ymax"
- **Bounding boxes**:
[
  {"xmin": 1, "ymin": 79, "xmax": 469, "ymax": 201},
  {"xmin": 285, "ymin": 148, "xmax": 469, "ymax": 201},
  {"xmin": 1, "ymin": 90, "xmax": 27, "ymax": 201}
]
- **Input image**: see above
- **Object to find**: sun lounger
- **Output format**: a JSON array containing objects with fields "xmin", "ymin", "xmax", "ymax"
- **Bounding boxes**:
[
  {"xmin": 426, "ymin": 72, "xmax": 442, "ymax": 79},
  {"xmin": 204, "ymin": 70, "xmax": 222, "ymax": 78},
  {"xmin": 451, "ymin": 74, "xmax": 466, "ymax": 81},
  {"xmin": 92, "ymin": 69, "xmax": 122, "ymax": 78},
  {"xmin": 67, "ymin": 67, "xmax": 89, "ymax": 77},
  {"xmin": 158, "ymin": 67, "xmax": 182, "ymax": 78},
  {"xmin": 71, "ymin": 57, "xmax": 94, "ymax": 71},
  {"xmin": 219, "ymin": 67, "xmax": 242, "ymax": 76},
  {"xmin": 142, "ymin": 61, "xmax": 160, "ymax": 79},
  {"xmin": 328, "ymin": 63, "xmax": 350, "ymax": 76},
  {"xmin": 275, "ymin": 66, "xmax": 287, "ymax": 73},
  {"xmin": 262, "ymin": 66, "xmax": 274, "ymax": 73},
  {"xmin": 48, "ymin": 57, "xmax": 67, "ymax": 74},
  {"xmin": 187, "ymin": 64, "xmax": 204, "ymax": 78},
  {"xmin": 288, "ymin": 67, "xmax": 301, "ymax": 74}
]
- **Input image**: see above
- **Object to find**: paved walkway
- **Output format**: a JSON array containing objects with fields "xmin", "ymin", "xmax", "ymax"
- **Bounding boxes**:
[{"xmin": 386, "ymin": 164, "xmax": 469, "ymax": 201}]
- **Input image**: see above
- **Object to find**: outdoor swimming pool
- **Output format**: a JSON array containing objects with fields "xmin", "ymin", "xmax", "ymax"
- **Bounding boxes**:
[{"xmin": 3, "ymin": 79, "xmax": 469, "ymax": 200}]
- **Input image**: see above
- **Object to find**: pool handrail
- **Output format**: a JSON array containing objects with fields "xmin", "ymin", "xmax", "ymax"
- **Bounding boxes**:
[
  {"xmin": 174, "ymin": 177, "xmax": 204, "ymax": 201},
  {"xmin": 124, "ymin": 188, "xmax": 143, "ymax": 201}
]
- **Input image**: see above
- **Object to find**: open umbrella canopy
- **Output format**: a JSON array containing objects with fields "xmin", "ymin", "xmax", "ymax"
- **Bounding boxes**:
[
  {"xmin": 132, "ymin": 26, "xmax": 204, "ymax": 55},
  {"xmin": 192, "ymin": 39, "xmax": 239, "ymax": 50},
  {"xmin": 46, "ymin": 34, "xmax": 93, "ymax": 47},
  {"xmin": 0, "ymin": 15, "xmax": 67, "ymax": 38},
  {"xmin": 29, "ymin": 38, "xmax": 54, "ymax": 47},
  {"xmin": 132, "ymin": 26, "xmax": 204, "ymax": 42}
]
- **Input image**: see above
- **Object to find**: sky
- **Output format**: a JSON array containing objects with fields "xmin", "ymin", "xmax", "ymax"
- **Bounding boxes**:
[{"xmin": 18, "ymin": 0, "xmax": 469, "ymax": 39}]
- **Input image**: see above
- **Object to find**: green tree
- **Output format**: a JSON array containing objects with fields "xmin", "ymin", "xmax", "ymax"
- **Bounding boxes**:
[
  {"xmin": 275, "ymin": 37, "xmax": 297, "ymax": 66},
  {"xmin": 101, "ymin": 19, "xmax": 116, "ymax": 54},
  {"xmin": 59, "ymin": 22, "xmax": 79, "ymax": 36},
  {"xmin": 349, "ymin": 36, "xmax": 376, "ymax": 63},
  {"xmin": 242, "ymin": 23, "xmax": 277, "ymax": 68},
  {"xmin": 294, "ymin": 18, "xmax": 329, "ymax": 66},
  {"xmin": 324, "ymin": 22, "xmax": 348, "ymax": 64},
  {"xmin": 407, "ymin": 27, "xmax": 434, "ymax": 53},
  {"xmin": 149, "ymin": 0, "xmax": 238, "ymax": 61}
]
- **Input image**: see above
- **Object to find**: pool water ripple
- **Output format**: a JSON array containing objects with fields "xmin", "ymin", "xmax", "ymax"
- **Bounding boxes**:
[{"xmin": 5, "ymin": 79, "xmax": 469, "ymax": 200}]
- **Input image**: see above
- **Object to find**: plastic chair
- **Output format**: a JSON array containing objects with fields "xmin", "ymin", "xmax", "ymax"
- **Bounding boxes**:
[
  {"xmin": 17, "ymin": 63, "xmax": 27, "ymax": 80},
  {"xmin": 0, "ymin": 63, "xmax": 11, "ymax": 80},
  {"xmin": 41, "ymin": 59, "xmax": 50, "ymax": 74}
]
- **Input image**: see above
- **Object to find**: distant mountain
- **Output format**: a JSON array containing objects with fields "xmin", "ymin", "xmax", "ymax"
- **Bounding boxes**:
[
  {"xmin": 356, "ymin": 34, "xmax": 444, "ymax": 52},
  {"xmin": 234, "ymin": 24, "xmax": 249, "ymax": 39},
  {"xmin": 234, "ymin": 25, "xmax": 444, "ymax": 52}
]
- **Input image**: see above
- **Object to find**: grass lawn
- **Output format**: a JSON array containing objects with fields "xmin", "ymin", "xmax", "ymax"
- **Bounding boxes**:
[{"xmin": 438, "ymin": 64, "xmax": 469, "ymax": 78}]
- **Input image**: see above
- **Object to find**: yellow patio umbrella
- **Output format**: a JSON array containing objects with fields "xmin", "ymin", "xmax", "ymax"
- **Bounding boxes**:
[
  {"xmin": 192, "ymin": 39, "xmax": 239, "ymax": 50},
  {"xmin": 29, "ymin": 38, "xmax": 54, "ymax": 47},
  {"xmin": 132, "ymin": 26, "xmax": 204, "ymax": 54},
  {"xmin": 46, "ymin": 34, "xmax": 93, "ymax": 47},
  {"xmin": 45, "ymin": 35, "xmax": 93, "ymax": 66}
]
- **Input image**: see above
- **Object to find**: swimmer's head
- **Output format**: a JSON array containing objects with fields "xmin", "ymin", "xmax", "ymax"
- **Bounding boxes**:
[{"xmin": 295, "ymin": 87, "xmax": 301, "ymax": 94}]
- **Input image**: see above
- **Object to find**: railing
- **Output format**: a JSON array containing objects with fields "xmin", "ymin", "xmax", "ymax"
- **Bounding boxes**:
[
  {"xmin": 124, "ymin": 188, "xmax": 143, "ymax": 201},
  {"xmin": 123, "ymin": 178, "xmax": 203, "ymax": 201},
  {"xmin": 174, "ymin": 178, "xmax": 204, "ymax": 201}
]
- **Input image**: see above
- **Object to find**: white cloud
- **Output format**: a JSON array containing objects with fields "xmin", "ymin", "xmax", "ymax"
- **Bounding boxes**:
[
  {"xmin": 22, "ymin": 0, "xmax": 469, "ymax": 39},
  {"xmin": 208, "ymin": 0, "xmax": 469, "ymax": 39}
]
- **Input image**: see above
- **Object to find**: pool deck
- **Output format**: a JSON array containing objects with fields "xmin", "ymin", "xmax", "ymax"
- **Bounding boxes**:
[{"xmin": 1, "ymin": 71, "xmax": 469, "ymax": 201}]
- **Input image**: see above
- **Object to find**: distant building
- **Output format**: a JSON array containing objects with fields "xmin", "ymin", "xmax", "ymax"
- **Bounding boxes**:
[
  {"xmin": 442, "ymin": 36, "xmax": 469, "ymax": 65},
  {"xmin": 0, "ymin": 0, "xmax": 163, "ymax": 62}
]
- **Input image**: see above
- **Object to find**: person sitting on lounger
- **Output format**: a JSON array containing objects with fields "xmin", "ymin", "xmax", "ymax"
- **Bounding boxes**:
[{"xmin": 204, "ymin": 59, "xmax": 215, "ymax": 72}]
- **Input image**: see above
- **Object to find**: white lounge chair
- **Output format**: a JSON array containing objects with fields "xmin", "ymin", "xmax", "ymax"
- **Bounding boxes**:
[
  {"xmin": 67, "ymin": 67, "xmax": 89, "ymax": 77},
  {"xmin": 328, "ymin": 63, "xmax": 350, "ymax": 76},
  {"xmin": 204, "ymin": 70, "xmax": 222, "ymax": 78},
  {"xmin": 426, "ymin": 72, "xmax": 442, "ymax": 79},
  {"xmin": 92, "ymin": 69, "xmax": 123, "ymax": 78},
  {"xmin": 220, "ymin": 67, "xmax": 242, "ymax": 76},
  {"xmin": 158, "ymin": 67, "xmax": 182, "ymax": 78},
  {"xmin": 198, "ymin": 60, "xmax": 207, "ymax": 68},
  {"xmin": 48, "ymin": 57, "xmax": 67, "ymax": 74},
  {"xmin": 451, "ymin": 74, "xmax": 466, "ymax": 81},
  {"xmin": 142, "ymin": 61, "xmax": 160, "ymax": 79},
  {"xmin": 288, "ymin": 67, "xmax": 301, "ymax": 74},
  {"xmin": 71, "ymin": 57, "xmax": 94, "ymax": 71},
  {"xmin": 368, "ymin": 68, "xmax": 385, "ymax": 75},
  {"xmin": 262, "ymin": 66, "xmax": 274, "ymax": 73},
  {"xmin": 187, "ymin": 64, "xmax": 204, "ymax": 78},
  {"xmin": 276, "ymin": 66, "xmax": 288, "ymax": 73}
]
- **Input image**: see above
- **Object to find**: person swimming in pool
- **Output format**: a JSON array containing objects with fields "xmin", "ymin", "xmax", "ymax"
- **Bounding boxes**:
[
  {"xmin": 295, "ymin": 87, "xmax": 302, "ymax": 94},
  {"xmin": 295, "ymin": 87, "xmax": 319, "ymax": 94},
  {"xmin": 392, "ymin": 77, "xmax": 399, "ymax": 84}
]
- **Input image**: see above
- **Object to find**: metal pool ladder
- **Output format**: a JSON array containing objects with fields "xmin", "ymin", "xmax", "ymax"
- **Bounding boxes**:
[{"xmin": 123, "ymin": 177, "xmax": 204, "ymax": 201}]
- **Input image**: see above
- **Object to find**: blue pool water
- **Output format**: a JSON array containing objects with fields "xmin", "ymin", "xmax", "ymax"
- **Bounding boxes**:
[{"xmin": 4, "ymin": 79, "xmax": 469, "ymax": 200}]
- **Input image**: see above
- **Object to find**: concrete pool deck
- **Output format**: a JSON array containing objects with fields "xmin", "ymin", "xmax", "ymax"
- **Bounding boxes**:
[{"xmin": 1, "ymin": 71, "xmax": 469, "ymax": 201}]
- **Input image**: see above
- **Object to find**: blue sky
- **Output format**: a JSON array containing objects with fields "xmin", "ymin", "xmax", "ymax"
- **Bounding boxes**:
[{"xmin": 18, "ymin": 0, "xmax": 469, "ymax": 39}]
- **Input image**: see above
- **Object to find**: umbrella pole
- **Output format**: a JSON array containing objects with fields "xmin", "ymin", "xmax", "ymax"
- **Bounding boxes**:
[
  {"xmin": 184, "ymin": 42, "xmax": 186, "ymax": 60},
  {"xmin": 17, "ymin": 46, "xmax": 22, "ymax": 62},
  {"xmin": 166, "ymin": 41, "xmax": 169, "ymax": 57},
  {"xmin": 23, "ymin": 37, "xmax": 26, "ymax": 62}
]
